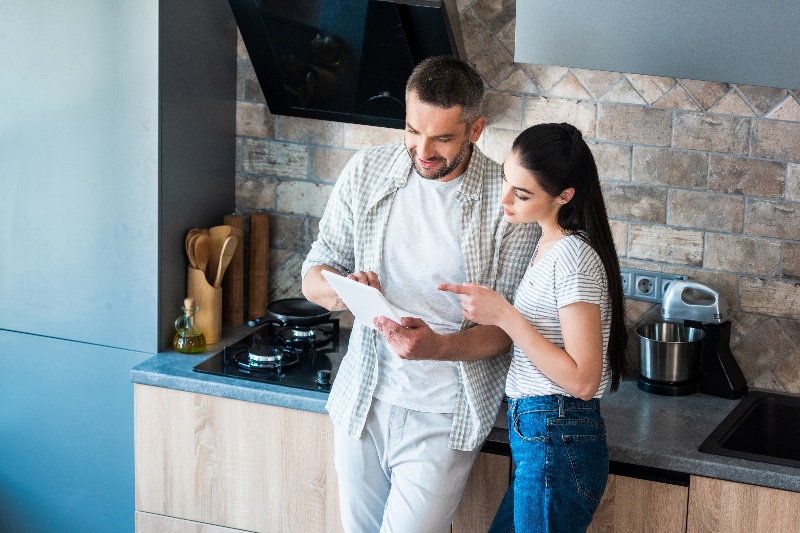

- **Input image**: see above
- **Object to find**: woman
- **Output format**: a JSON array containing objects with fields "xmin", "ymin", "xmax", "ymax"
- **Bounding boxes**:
[{"xmin": 440, "ymin": 122, "xmax": 626, "ymax": 532}]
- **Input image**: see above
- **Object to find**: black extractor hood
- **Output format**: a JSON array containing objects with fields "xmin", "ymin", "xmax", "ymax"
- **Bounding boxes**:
[{"xmin": 229, "ymin": 0, "xmax": 465, "ymax": 129}]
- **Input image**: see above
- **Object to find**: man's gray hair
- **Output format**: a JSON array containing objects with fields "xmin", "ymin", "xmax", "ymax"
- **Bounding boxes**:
[{"xmin": 405, "ymin": 56, "xmax": 485, "ymax": 125}]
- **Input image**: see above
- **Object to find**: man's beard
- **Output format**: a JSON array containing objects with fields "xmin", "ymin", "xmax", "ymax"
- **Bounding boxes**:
[{"xmin": 407, "ymin": 136, "xmax": 471, "ymax": 181}]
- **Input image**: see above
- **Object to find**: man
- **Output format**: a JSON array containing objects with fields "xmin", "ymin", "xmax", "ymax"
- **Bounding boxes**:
[{"xmin": 302, "ymin": 56, "xmax": 538, "ymax": 532}]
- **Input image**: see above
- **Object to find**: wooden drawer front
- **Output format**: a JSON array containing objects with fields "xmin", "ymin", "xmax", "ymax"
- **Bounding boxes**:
[
  {"xmin": 687, "ymin": 475, "xmax": 800, "ymax": 533},
  {"xmin": 451, "ymin": 452, "xmax": 511, "ymax": 533},
  {"xmin": 588, "ymin": 474, "xmax": 689, "ymax": 533},
  {"xmin": 134, "ymin": 384, "xmax": 342, "ymax": 532},
  {"xmin": 136, "ymin": 511, "xmax": 247, "ymax": 532}
]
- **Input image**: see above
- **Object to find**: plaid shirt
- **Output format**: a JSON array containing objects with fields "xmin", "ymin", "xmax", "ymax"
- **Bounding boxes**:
[{"xmin": 302, "ymin": 143, "xmax": 538, "ymax": 451}]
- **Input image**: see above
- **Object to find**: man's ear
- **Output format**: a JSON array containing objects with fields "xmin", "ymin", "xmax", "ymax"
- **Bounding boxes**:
[{"xmin": 468, "ymin": 116, "xmax": 486, "ymax": 143}]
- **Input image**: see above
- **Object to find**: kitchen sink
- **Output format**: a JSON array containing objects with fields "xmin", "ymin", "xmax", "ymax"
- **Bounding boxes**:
[{"xmin": 699, "ymin": 391, "xmax": 800, "ymax": 469}]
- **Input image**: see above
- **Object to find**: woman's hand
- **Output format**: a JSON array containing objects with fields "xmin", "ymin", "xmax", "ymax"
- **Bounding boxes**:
[{"xmin": 438, "ymin": 282, "xmax": 513, "ymax": 327}]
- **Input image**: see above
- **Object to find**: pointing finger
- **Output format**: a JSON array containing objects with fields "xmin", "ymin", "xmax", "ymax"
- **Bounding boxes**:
[{"xmin": 438, "ymin": 283, "xmax": 474, "ymax": 295}]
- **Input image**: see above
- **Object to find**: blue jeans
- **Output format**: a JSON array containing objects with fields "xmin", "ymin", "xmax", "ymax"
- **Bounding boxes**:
[{"xmin": 488, "ymin": 395, "xmax": 609, "ymax": 533}]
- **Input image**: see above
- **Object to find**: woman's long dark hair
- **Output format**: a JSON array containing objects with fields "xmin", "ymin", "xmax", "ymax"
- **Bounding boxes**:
[{"xmin": 512, "ymin": 122, "xmax": 627, "ymax": 391}]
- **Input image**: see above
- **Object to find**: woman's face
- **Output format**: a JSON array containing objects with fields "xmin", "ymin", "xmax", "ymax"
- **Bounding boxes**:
[{"xmin": 500, "ymin": 150, "xmax": 565, "ymax": 225}]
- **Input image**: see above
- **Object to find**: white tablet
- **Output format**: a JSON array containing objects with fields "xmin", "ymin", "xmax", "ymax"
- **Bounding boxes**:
[{"xmin": 321, "ymin": 270, "xmax": 405, "ymax": 330}]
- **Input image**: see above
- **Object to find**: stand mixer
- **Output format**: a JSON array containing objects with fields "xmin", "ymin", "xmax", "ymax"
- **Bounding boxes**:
[{"xmin": 659, "ymin": 280, "xmax": 748, "ymax": 399}]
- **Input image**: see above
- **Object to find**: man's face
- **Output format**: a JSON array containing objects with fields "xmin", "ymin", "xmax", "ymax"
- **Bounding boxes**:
[{"xmin": 404, "ymin": 91, "xmax": 485, "ymax": 182}]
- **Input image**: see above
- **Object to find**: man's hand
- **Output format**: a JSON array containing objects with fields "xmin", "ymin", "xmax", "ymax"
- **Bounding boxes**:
[
  {"xmin": 348, "ymin": 270, "xmax": 381, "ymax": 291},
  {"xmin": 302, "ymin": 268, "xmax": 382, "ymax": 312},
  {"xmin": 373, "ymin": 316, "xmax": 447, "ymax": 361}
]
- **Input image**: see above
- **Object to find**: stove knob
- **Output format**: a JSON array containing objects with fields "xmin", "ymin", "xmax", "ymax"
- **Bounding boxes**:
[{"xmin": 316, "ymin": 369, "xmax": 331, "ymax": 385}]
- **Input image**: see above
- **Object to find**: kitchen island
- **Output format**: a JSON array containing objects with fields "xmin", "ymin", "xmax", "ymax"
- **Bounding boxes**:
[{"xmin": 132, "ymin": 326, "xmax": 800, "ymax": 532}]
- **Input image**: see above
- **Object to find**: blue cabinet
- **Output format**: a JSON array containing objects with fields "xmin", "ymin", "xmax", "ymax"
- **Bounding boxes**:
[
  {"xmin": 0, "ymin": 0, "xmax": 235, "ymax": 353},
  {"xmin": 0, "ymin": 1, "xmax": 236, "ymax": 531},
  {"xmin": 0, "ymin": 331, "xmax": 151, "ymax": 532}
]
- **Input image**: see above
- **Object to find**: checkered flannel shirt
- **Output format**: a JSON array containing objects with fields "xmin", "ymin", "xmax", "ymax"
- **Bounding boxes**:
[{"xmin": 301, "ymin": 142, "xmax": 538, "ymax": 451}]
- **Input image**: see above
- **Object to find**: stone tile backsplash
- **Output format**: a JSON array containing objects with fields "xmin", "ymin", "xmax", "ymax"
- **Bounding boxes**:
[{"xmin": 233, "ymin": 0, "xmax": 800, "ymax": 393}]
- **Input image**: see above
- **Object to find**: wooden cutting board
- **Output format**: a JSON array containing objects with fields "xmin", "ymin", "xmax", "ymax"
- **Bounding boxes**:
[{"xmin": 248, "ymin": 213, "xmax": 269, "ymax": 320}]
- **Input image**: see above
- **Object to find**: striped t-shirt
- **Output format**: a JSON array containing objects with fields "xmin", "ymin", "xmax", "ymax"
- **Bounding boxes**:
[{"xmin": 505, "ymin": 234, "xmax": 611, "ymax": 399}]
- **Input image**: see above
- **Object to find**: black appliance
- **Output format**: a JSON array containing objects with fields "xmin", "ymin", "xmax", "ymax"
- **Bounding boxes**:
[
  {"xmin": 685, "ymin": 319, "xmax": 748, "ymax": 399},
  {"xmin": 228, "ymin": 0, "xmax": 464, "ymax": 129},
  {"xmin": 193, "ymin": 316, "xmax": 347, "ymax": 393},
  {"xmin": 646, "ymin": 280, "xmax": 748, "ymax": 399}
]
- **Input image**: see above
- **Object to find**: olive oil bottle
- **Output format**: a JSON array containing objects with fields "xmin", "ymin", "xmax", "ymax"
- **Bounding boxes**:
[{"xmin": 173, "ymin": 297, "xmax": 207, "ymax": 353}]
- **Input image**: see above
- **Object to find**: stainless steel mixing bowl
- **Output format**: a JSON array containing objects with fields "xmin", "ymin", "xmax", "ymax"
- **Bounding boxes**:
[{"xmin": 637, "ymin": 322, "xmax": 705, "ymax": 383}]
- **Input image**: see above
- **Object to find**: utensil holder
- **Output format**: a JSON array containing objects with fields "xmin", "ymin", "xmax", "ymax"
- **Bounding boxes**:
[{"xmin": 187, "ymin": 266, "xmax": 222, "ymax": 344}]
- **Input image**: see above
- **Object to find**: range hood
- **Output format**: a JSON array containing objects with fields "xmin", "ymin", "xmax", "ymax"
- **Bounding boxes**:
[{"xmin": 229, "ymin": 0, "xmax": 465, "ymax": 129}]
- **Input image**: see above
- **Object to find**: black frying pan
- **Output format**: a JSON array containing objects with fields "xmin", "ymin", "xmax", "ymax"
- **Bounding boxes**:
[{"xmin": 247, "ymin": 298, "xmax": 331, "ymax": 327}]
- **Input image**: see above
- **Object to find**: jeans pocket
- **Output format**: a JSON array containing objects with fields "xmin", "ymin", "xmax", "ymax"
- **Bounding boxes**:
[
  {"xmin": 560, "ymin": 422, "xmax": 609, "ymax": 503},
  {"xmin": 512, "ymin": 410, "xmax": 548, "ymax": 443}
]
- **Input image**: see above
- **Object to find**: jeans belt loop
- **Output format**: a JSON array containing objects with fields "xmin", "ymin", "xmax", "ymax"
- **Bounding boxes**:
[{"xmin": 558, "ymin": 395, "xmax": 565, "ymax": 417}]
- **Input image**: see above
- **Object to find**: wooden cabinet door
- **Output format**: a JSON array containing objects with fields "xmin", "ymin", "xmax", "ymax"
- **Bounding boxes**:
[
  {"xmin": 451, "ymin": 452, "xmax": 511, "ymax": 533},
  {"xmin": 134, "ymin": 384, "xmax": 343, "ymax": 533},
  {"xmin": 136, "ymin": 511, "xmax": 247, "ymax": 532},
  {"xmin": 687, "ymin": 475, "xmax": 800, "ymax": 533},
  {"xmin": 588, "ymin": 474, "xmax": 689, "ymax": 533}
]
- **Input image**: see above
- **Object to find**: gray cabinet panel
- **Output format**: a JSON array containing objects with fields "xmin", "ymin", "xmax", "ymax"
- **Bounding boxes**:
[
  {"xmin": 158, "ymin": 0, "xmax": 237, "ymax": 349},
  {"xmin": 515, "ymin": 0, "xmax": 800, "ymax": 89}
]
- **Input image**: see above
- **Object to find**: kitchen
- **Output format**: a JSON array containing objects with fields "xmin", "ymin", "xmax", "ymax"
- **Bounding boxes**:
[{"xmin": 2, "ymin": 1, "xmax": 800, "ymax": 532}]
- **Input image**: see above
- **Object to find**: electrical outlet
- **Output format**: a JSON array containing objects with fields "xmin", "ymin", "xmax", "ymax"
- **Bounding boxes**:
[
  {"xmin": 620, "ymin": 271, "xmax": 633, "ymax": 297},
  {"xmin": 634, "ymin": 273, "xmax": 657, "ymax": 299},
  {"xmin": 620, "ymin": 267, "xmax": 685, "ymax": 303}
]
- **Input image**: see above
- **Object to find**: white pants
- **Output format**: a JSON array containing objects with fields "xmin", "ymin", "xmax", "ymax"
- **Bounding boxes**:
[{"xmin": 333, "ymin": 397, "xmax": 480, "ymax": 533}]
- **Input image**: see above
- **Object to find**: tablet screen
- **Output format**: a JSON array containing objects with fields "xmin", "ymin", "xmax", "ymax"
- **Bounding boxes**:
[{"xmin": 321, "ymin": 270, "xmax": 405, "ymax": 330}]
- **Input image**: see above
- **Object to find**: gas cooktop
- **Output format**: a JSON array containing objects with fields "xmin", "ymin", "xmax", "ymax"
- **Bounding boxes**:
[{"xmin": 193, "ymin": 319, "xmax": 348, "ymax": 393}]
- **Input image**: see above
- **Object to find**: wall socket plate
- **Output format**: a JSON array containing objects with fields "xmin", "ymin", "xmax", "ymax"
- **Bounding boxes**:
[{"xmin": 620, "ymin": 267, "xmax": 685, "ymax": 303}]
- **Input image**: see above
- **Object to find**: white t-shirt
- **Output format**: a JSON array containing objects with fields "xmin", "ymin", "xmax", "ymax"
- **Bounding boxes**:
[
  {"xmin": 505, "ymin": 234, "xmax": 611, "ymax": 399},
  {"xmin": 372, "ymin": 169, "xmax": 464, "ymax": 413}
]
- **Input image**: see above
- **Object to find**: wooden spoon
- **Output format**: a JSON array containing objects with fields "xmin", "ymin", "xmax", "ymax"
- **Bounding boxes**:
[
  {"xmin": 186, "ymin": 233, "xmax": 200, "ymax": 269},
  {"xmin": 193, "ymin": 234, "xmax": 210, "ymax": 278},
  {"xmin": 185, "ymin": 229, "xmax": 202, "ymax": 262},
  {"xmin": 208, "ymin": 224, "xmax": 232, "ymax": 244},
  {"xmin": 213, "ymin": 235, "xmax": 238, "ymax": 288},
  {"xmin": 207, "ymin": 225, "xmax": 233, "ymax": 284}
]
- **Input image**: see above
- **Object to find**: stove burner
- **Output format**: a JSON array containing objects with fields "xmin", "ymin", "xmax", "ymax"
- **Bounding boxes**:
[
  {"xmin": 249, "ymin": 345, "xmax": 284, "ymax": 364},
  {"xmin": 234, "ymin": 346, "xmax": 300, "ymax": 373},
  {"xmin": 277, "ymin": 326, "xmax": 334, "ymax": 346},
  {"xmin": 193, "ymin": 317, "xmax": 343, "ymax": 391}
]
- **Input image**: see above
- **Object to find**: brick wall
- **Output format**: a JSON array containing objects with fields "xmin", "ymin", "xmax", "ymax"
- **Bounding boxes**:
[{"xmin": 234, "ymin": 1, "xmax": 800, "ymax": 392}]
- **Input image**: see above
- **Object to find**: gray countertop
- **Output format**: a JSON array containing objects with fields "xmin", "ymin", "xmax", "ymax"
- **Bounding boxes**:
[
  {"xmin": 132, "ymin": 325, "xmax": 332, "ymax": 414},
  {"xmin": 132, "ymin": 327, "xmax": 800, "ymax": 493},
  {"xmin": 601, "ymin": 382, "xmax": 800, "ymax": 491}
]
